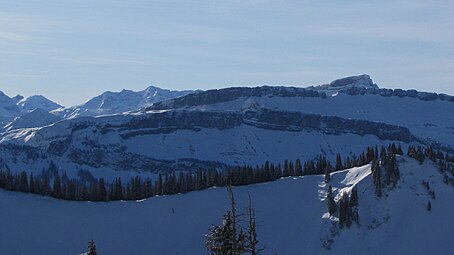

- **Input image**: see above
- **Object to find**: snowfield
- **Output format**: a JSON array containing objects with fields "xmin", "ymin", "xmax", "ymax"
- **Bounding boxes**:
[{"xmin": 0, "ymin": 156, "xmax": 451, "ymax": 255}]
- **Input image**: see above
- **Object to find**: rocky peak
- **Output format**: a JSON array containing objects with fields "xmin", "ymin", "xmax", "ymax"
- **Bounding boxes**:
[{"xmin": 329, "ymin": 74, "xmax": 378, "ymax": 89}]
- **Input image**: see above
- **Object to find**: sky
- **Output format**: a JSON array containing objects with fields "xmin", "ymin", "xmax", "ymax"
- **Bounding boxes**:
[{"xmin": 0, "ymin": 0, "xmax": 453, "ymax": 106}]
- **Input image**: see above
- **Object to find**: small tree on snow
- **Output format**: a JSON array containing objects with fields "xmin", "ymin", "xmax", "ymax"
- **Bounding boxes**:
[{"xmin": 206, "ymin": 186, "xmax": 246, "ymax": 255}]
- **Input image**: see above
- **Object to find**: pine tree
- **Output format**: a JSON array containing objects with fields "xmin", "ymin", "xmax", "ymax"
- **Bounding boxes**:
[
  {"xmin": 206, "ymin": 186, "xmax": 246, "ymax": 255},
  {"xmin": 228, "ymin": 186, "xmax": 241, "ymax": 255},
  {"xmin": 18, "ymin": 171, "xmax": 29, "ymax": 193},
  {"xmin": 206, "ymin": 212, "xmax": 236, "ymax": 255},
  {"xmin": 326, "ymin": 185, "xmax": 337, "ymax": 216},
  {"xmin": 335, "ymin": 153, "xmax": 343, "ymax": 170},
  {"xmin": 52, "ymin": 173, "xmax": 61, "ymax": 198},
  {"xmin": 245, "ymin": 197, "xmax": 264, "ymax": 255},
  {"xmin": 98, "ymin": 178, "xmax": 107, "ymax": 201},
  {"xmin": 29, "ymin": 173, "xmax": 35, "ymax": 193},
  {"xmin": 87, "ymin": 240, "xmax": 97, "ymax": 255},
  {"xmin": 324, "ymin": 168, "xmax": 331, "ymax": 183},
  {"xmin": 283, "ymin": 160, "xmax": 290, "ymax": 177},
  {"xmin": 295, "ymin": 159, "xmax": 303, "ymax": 176},
  {"xmin": 372, "ymin": 160, "xmax": 382, "ymax": 197},
  {"xmin": 349, "ymin": 186, "xmax": 359, "ymax": 207}
]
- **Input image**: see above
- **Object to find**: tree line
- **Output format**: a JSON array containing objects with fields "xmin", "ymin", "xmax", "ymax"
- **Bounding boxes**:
[
  {"xmin": 0, "ymin": 144, "xmax": 412, "ymax": 202},
  {"xmin": 407, "ymin": 145, "xmax": 454, "ymax": 186}
]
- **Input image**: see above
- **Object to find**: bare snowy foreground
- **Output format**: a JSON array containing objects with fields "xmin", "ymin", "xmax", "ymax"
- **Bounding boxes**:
[{"xmin": 0, "ymin": 156, "xmax": 451, "ymax": 255}]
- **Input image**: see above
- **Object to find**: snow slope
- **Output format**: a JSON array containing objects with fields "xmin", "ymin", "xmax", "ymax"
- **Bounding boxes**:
[
  {"xmin": 0, "ymin": 156, "xmax": 450, "ymax": 255},
  {"xmin": 4, "ymin": 108, "xmax": 62, "ymax": 131}
]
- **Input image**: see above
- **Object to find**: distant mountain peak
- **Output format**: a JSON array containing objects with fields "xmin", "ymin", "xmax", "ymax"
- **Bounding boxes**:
[
  {"xmin": 306, "ymin": 74, "xmax": 378, "ymax": 96},
  {"xmin": 17, "ymin": 95, "xmax": 62, "ymax": 112},
  {"xmin": 11, "ymin": 95, "xmax": 24, "ymax": 104}
]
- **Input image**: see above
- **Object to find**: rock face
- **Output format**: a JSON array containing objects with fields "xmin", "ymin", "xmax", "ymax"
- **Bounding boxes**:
[
  {"xmin": 329, "ymin": 74, "xmax": 378, "ymax": 89},
  {"xmin": 106, "ymin": 109, "xmax": 413, "ymax": 143},
  {"xmin": 148, "ymin": 86, "xmax": 326, "ymax": 111}
]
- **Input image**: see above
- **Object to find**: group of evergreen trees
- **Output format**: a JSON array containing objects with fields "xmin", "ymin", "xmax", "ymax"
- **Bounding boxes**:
[
  {"xmin": 0, "ymin": 143, "xmax": 416, "ymax": 202},
  {"xmin": 371, "ymin": 145, "xmax": 402, "ymax": 197},
  {"xmin": 326, "ymin": 185, "xmax": 360, "ymax": 228},
  {"xmin": 408, "ymin": 145, "xmax": 454, "ymax": 187},
  {"xmin": 337, "ymin": 187, "xmax": 360, "ymax": 228},
  {"xmin": 325, "ymin": 144, "xmax": 405, "ymax": 228}
]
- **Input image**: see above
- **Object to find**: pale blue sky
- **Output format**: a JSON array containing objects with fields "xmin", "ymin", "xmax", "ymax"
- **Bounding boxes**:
[{"xmin": 1, "ymin": 0, "xmax": 453, "ymax": 106}]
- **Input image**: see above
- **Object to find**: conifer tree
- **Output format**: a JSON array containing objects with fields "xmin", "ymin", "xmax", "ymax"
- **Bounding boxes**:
[
  {"xmin": 326, "ymin": 185, "xmax": 337, "ymax": 216},
  {"xmin": 87, "ymin": 240, "xmax": 97, "ymax": 255},
  {"xmin": 349, "ymin": 186, "xmax": 359, "ymax": 207},
  {"xmin": 372, "ymin": 160, "xmax": 382, "ymax": 197},
  {"xmin": 245, "ymin": 197, "xmax": 264, "ymax": 255},
  {"xmin": 295, "ymin": 159, "xmax": 303, "ymax": 176},
  {"xmin": 335, "ymin": 153, "xmax": 343, "ymax": 170},
  {"xmin": 206, "ymin": 186, "xmax": 246, "ymax": 255},
  {"xmin": 324, "ymin": 168, "xmax": 331, "ymax": 183},
  {"xmin": 52, "ymin": 173, "xmax": 61, "ymax": 198},
  {"xmin": 98, "ymin": 178, "xmax": 107, "ymax": 201}
]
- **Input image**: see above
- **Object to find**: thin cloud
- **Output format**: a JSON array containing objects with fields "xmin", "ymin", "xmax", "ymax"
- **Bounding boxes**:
[
  {"xmin": 0, "ymin": 31, "xmax": 34, "ymax": 42},
  {"xmin": 0, "ymin": 73, "xmax": 47, "ymax": 78}
]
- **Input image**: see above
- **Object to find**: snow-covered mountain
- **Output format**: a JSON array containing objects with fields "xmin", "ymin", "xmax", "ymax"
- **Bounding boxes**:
[
  {"xmin": 0, "ymin": 85, "xmax": 194, "ymax": 132},
  {"xmin": 17, "ymin": 95, "xmax": 62, "ymax": 112},
  {"xmin": 0, "ymin": 91, "xmax": 61, "ymax": 127},
  {"xmin": 0, "ymin": 155, "xmax": 451, "ymax": 255},
  {"xmin": 0, "ymin": 75, "xmax": 452, "ymax": 178},
  {"xmin": 52, "ymin": 85, "xmax": 196, "ymax": 119}
]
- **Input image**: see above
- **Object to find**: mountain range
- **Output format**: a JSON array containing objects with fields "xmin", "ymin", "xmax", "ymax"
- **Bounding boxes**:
[
  {"xmin": 0, "ymin": 85, "xmax": 195, "ymax": 131},
  {"xmin": 1, "ymin": 74, "xmax": 453, "ymax": 254},
  {"xmin": 0, "ymin": 74, "xmax": 452, "ymax": 182}
]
